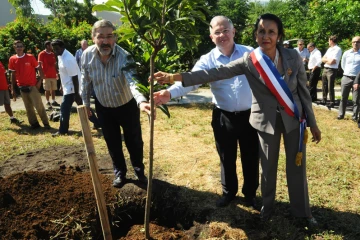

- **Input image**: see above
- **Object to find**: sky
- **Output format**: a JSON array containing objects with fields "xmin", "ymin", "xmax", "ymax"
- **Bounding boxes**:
[{"xmin": 31, "ymin": 0, "xmax": 105, "ymax": 15}]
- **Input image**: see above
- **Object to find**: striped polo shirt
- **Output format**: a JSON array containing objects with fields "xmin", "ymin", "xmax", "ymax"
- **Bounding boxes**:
[{"xmin": 81, "ymin": 44, "xmax": 146, "ymax": 108}]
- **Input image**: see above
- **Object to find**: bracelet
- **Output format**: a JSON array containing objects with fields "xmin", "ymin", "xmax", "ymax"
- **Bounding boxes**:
[{"xmin": 169, "ymin": 74, "xmax": 174, "ymax": 84}]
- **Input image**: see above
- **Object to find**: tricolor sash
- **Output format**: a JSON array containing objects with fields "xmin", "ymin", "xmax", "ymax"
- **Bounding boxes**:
[{"xmin": 250, "ymin": 47, "xmax": 307, "ymax": 166}]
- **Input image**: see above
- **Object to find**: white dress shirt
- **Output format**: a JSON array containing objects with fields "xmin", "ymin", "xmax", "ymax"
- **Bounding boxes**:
[
  {"xmin": 341, "ymin": 49, "xmax": 360, "ymax": 76},
  {"xmin": 168, "ymin": 44, "xmax": 253, "ymax": 112},
  {"xmin": 323, "ymin": 45, "xmax": 342, "ymax": 69},
  {"xmin": 308, "ymin": 48, "xmax": 322, "ymax": 70}
]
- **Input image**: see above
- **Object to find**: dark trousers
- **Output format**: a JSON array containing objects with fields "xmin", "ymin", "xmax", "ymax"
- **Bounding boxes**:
[
  {"xmin": 59, "ymin": 93, "xmax": 75, "ymax": 134},
  {"xmin": 59, "ymin": 93, "xmax": 100, "ymax": 133},
  {"xmin": 308, "ymin": 68, "xmax": 322, "ymax": 101},
  {"xmin": 95, "ymin": 98, "xmax": 144, "ymax": 178},
  {"xmin": 322, "ymin": 68, "xmax": 337, "ymax": 103},
  {"xmin": 211, "ymin": 107, "xmax": 260, "ymax": 198}
]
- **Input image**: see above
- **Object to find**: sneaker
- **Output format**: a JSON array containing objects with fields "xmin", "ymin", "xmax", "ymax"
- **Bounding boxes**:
[
  {"xmin": 113, "ymin": 176, "xmax": 126, "ymax": 188},
  {"xmin": 31, "ymin": 122, "xmax": 41, "ymax": 129},
  {"xmin": 10, "ymin": 118, "xmax": 23, "ymax": 124},
  {"xmin": 51, "ymin": 101, "xmax": 60, "ymax": 107},
  {"xmin": 52, "ymin": 131, "xmax": 66, "ymax": 137},
  {"xmin": 136, "ymin": 174, "xmax": 148, "ymax": 184}
]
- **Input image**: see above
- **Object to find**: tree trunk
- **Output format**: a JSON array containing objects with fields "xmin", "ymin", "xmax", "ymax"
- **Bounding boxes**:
[{"xmin": 144, "ymin": 49, "xmax": 158, "ymax": 239}]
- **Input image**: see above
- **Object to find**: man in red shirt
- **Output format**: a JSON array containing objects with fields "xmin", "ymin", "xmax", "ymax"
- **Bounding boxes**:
[
  {"xmin": 9, "ymin": 40, "xmax": 50, "ymax": 129},
  {"xmin": 0, "ymin": 61, "xmax": 23, "ymax": 124},
  {"xmin": 38, "ymin": 41, "xmax": 60, "ymax": 107}
]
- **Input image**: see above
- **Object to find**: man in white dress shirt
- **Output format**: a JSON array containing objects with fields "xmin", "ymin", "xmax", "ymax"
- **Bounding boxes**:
[
  {"xmin": 337, "ymin": 36, "xmax": 360, "ymax": 120},
  {"xmin": 153, "ymin": 16, "xmax": 259, "ymax": 208},
  {"xmin": 321, "ymin": 35, "xmax": 342, "ymax": 108},
  {"xmin": 307, "ymin": 42, "xmax": 322, "ymax": 102}
]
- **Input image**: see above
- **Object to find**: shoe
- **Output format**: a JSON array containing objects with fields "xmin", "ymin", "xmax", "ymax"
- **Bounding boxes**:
[
  {"xmin": 216, "ymin": 195, "xmax": 235, "ymax": 207},
  {"xmin": 113, "ymin": 176, "xmax": 126, "ymax": 188},
  {"xmin": 46, "ymin": 102, "xmax": 52, "ymax": 107},
  {"xmin": 44, "ymin": 124, "xmax": 51, "ymax": 129},
  {"xmin": 352, "ymin": 116, "xmax": 358, "ymax": 122},
  {"xmin": 244, "ymin": 196, "xmax": 257, "ymax": 209},
  {"xmin": 136, "ymin": 174, "xmax": 148, "ymax": 184},
  {"xmin": 51, "ymin": 101, "xmax": 60, "ymax": 107},
  {"xmin": 52, "ymin": 131, "xmax": 65, "ymax": 137},
  {"xmin": 10, "ymin": 118, "xmax": 23, "ymax": 124},
  {"xmin": 307, "ymin": 217, "xmax": 318, "ymax": 228},
  {"xmin": 326, "ymin": 102, "xmax": 334, "ymax": 109},
  {"xmin": 31, "ymin": 122, "xmax": 41, "ymax": 129},
  {"xmin": 337, "ymin": 116, "xmax": 344, "ymax": 120}
]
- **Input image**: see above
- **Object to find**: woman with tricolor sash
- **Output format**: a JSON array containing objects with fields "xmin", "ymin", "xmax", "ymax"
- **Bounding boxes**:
[{"xmin": 152, "ymin": 13, "xmax": 321, "ymax": 226}]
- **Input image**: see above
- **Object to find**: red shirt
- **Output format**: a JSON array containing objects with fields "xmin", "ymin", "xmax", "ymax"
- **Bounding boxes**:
[
  {"xmin": 38, "ymin": 50, "xmax": 57, "ymax": 78},
  {"xmin": 8, "ymin": 54, "xmax": 39, "ymax": 87},
  {"xmin": 0, "ymin": 62, "xmax": 8, "ymax": 91}
]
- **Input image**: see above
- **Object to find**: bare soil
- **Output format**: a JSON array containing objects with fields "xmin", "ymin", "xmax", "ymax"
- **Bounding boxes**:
[{"xmin": 0, "ymin": 145, "xmax": 210, "ymax": 239}]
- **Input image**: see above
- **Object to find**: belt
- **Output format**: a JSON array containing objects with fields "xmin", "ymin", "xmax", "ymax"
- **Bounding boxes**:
[
  {"xmin": 324, "ymin": 67, "xmax": 337, "ymax": 70},
  {"xmin": 344, "ymin": 75, "xmax": 356, "ymax": 80},
  {"xmin": 215, "ymin": 107, "xmax": 250, "ymax": 116}
]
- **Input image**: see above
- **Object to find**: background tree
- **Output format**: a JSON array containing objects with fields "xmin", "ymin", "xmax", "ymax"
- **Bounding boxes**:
[
  {"xmin": 42, "ymin": 0, "xmax": 98, "ymax": 26},
  {"xmin": 93, "ymin": 0, "xmax": 209, "ymax": 238},
  {"xmin": 8, "ymin": 0, "xmax": 33, "ymax": 18}
]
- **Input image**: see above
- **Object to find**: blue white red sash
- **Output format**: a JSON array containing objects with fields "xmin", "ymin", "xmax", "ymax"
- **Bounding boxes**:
[{"xmin": 250, "ymin": 47, "xmax": 307, "ymax": 165}]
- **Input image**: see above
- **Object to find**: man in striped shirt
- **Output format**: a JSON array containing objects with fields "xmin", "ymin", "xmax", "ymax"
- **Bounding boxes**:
[{"xmin": 81, "ymin": 20, "xmax": 152, "ymax": 188}]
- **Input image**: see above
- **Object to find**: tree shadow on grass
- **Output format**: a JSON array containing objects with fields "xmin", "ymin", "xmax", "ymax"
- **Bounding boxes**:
[{"xmin": 110, "ymin": 179, "xmax": 360, "ymax": 239}]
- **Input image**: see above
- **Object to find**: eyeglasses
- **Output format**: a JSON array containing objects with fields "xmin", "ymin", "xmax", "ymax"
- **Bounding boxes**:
[
  {"xmin": 352, "ymin": 41, "xmax": 360, "ymax": 44},
  {"xmin": 96, "ymin": 35, "xmax": 115, "ymax": 41},
  {"xmin": 213, "ymin": 29, "xmax": 232, "ymax": 36}
]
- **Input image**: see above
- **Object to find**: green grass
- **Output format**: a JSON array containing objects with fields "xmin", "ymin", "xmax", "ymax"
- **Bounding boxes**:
[{"xmin": 1, "ymin": 103, "xmax": 360, "ymax": 239}]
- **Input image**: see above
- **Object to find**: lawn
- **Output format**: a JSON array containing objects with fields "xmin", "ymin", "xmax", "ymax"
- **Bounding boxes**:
[{"xmin": 0, "ymin": 103, "xmax": 359, "ymax": 239}]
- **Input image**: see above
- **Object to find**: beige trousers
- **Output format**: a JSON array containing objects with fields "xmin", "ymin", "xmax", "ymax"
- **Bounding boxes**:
[{"xmin": 20, "ymin": 86, "xmax": 49, "ymax": 126}]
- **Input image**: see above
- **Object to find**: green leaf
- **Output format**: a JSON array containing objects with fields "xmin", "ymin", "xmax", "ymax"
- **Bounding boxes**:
[
  {"xmin": 164, "ymin": 30, "xmax": 177, "ymax": 51},
  {"xmin": 157, "ymin": 104, "xmax": 171, "ymax": 118},
  {"xmin": 92, "ymin": 4, "xmax": 118, "ymax": 12}
]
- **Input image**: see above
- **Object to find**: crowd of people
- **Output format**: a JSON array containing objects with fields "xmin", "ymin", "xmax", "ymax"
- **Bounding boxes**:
[{"xmin": 1, "ymin": 13, "xmax": 359, "ymax": 228}]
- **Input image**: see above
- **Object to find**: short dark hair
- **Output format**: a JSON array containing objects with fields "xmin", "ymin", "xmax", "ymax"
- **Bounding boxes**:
[
  {"xmin": 51, "ymin": 39, "xmax": 65, "ymax": 48},
  {"xmin": 44, "ymin": 41, "xmax": 51, "ymax": 48},
  {"xmin": 13, "ymin": 40, "xmax": 24, "ymax": 48},
  {"xmin": 307, "ymin": 42, "xmax": 316, "ymax": 48},
  {"xmin": 253, "ymin": 13, "xmax": 284, "ymax": 43},
  {"xmin": 329, "ymin": 35, "xmax": 338, "ymax": 43}
]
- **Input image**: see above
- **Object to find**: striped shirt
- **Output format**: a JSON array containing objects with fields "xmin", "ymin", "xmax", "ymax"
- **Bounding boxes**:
[{"xmin": 81, "ymin": 44, "xmax": 147, "ymax": 108}]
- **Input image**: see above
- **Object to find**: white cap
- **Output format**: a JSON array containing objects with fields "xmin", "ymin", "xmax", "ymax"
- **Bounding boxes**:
[{"xmin": 283, "ymin": 40, "xmax": 290, "ymax": 45}]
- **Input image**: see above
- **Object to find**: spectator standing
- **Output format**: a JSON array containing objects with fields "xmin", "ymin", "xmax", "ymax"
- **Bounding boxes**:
[
  {"xmin": 354, "ymin": 72, "xmax": 360, "ymax": 128},
  {"xmin": 81, "ymin": 20, "xmax": 152, "ymax": 187},
  {"xmin": 50, "ymin": 39, "xmax": 83, "ymax": 136},
  {"xmin": 321, "ymin": 35, "xmax": 342, "ymax": 108},
  {"xmin": 75, "ymin": 40, "xmax": 88, "ymax": 68},
  {"xmin": 9, "ymin": 40, "xmax": 50, "ymax": 129},
  {"xmin": 153, "ymin": 16, "xmax": 259, "ymax": 208},
  {"xmin": 283, "ymin": 40, "xmax": 290, "ymax": 48},
  {"xmin": 295, "ymin": 39, "xmax": 310, "ymax": 68},
  {"xmin": 38, "ymin": 40, "xmax": 60, "ymax": 108},
  {"xmin": 0, "ymin": 61, "xmax": 23, "ymax": 124},
  {"xmin": 337, "ymin": 36, "xmax": 360, "ymax": 120},
  {"xmin": 307, "ymin": 42, "xmax": 322, "ymax": 102}
]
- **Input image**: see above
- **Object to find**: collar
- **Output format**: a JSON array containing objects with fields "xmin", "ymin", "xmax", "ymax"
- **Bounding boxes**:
[
  {"xmin": 214, "ymin": 44, "xmax": 237, "ymax": 59},
  {"xmin": 16, "ymin": 53, "xmax": 26, "ymax": 58}
]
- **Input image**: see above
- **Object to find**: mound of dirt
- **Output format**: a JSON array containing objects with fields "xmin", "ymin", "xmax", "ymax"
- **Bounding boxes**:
[{"xmin": 0, "ymin": 145, "xmax": 208, "ymax": 239}]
